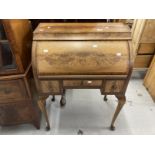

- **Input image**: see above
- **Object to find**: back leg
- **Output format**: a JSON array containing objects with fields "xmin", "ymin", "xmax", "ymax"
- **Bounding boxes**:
[
  {"xmin": 103, "ymin": 95, "xmax": 108, "ymax": 101},
  {"xmin": 51, "ymin": 95, "xmax": 55, "ymax": 102},
  {"xmin": 60, "ymin": 89, "xmax": 66, "ymax": 107}
]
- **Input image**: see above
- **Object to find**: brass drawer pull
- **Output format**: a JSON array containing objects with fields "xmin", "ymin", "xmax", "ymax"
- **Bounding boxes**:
[
  {"xmin": 87, "ymin": 81, "xmax": 92, "ymax": 84},
  {"xmin": 83, "ymin": 80, "xmax": 102, "ymax": 86}
]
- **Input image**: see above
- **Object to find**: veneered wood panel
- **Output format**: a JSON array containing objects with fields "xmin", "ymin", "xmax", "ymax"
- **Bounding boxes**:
[
  {"xmin": 33, "ymin": 23, "xmax": 131, "ymax": 40},
  {"xmin": 104, "ymin": 80, "xmax": 125, "ymax": 93},
  {"xmin": 36, "ymin": 41, "xmax": 129, "ymax": 75},
  {"xmin": 40, "ymin": 80, "xmax": 60, "ymax": 93},
  {"xmin": 83, "ymin": 80, "xmax": 102, "ymax": 86},
  {"xmin": 63, "ymin": 80, "xmax": 82, "ymax": 87},
  {"xmin": 35, "ymin": 23, "xmax": 131, "ymax": 33},
  {"xmin": 63, "ymin": 80, "xmax": 102, "ymax": 87}
]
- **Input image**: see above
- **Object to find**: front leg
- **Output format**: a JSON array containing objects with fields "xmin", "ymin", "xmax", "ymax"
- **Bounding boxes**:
[
  {"xmin": 38, "ymin": 97, "xmax": 51, "ymax": 130},
  {"xmin": 110, "ymin": 95, "xmax": 126, "ymax": 130},
  {"xmin": 103, "ymin": 95, "xmax": 108, "ymax": 101}
]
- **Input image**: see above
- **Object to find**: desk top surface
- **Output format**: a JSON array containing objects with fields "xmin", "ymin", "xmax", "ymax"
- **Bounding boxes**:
[
  {"xmin": 34, "ymin": 23, "xmax": 131, "ymax": 33},
  {"xmin": 33, "ymin": 23, "xmax": 131, "ymax": 40}
]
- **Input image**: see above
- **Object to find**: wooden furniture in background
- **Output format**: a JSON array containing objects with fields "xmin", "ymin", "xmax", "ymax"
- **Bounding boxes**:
[
  {"xmin": 144, "ymin": 55, "xmax": 155, "ymax": 102},
  {"xmin": 0, "ymin": 20, "xmax": 40, "ymax": 128},
  {"xmin": 132, "ymin": 19, "xmax": 155, "ymax": 68},
  {"xmin": 32, "ymin": 23, "xmax": 133, "ymax": 130},
  {"xmin": 115, "ymin": 19, "xmax": 134, "ymax": 28}
]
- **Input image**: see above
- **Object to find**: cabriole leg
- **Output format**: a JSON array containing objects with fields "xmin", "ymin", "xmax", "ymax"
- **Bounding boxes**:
[
  {"xmin": 110, "ymin": 95, "xmax": 126, "ymax": 131},
  {"xmin": 38, "ymin": 98, "xmax": 50, "ymax": 130}
]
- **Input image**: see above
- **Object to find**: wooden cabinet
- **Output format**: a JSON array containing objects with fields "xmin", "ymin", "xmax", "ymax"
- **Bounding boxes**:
[
  {"xmin": 132, "ymin": 19, "xmax": 155, "ymax": 68},
  {"xmin": 144, "ymin": 55, "xmax": 155, "ymax": 102},
  {"xmin": 32, "ymin": 23, "xmax": 132, "ymax": 130},
  {"xmin": 0, "ymin": 20, "xmax": 40, "ymax": 128},
  {"xmin": 0, "ymin": 30, "xmax": 17, "ymax": 75},
  {"xmin": 0, "ymin": 20, "xmax": 33, "ymax": 75},
  {"xmin": 0, "ymin": 79, "xmax": 28, "ymax": 103}
]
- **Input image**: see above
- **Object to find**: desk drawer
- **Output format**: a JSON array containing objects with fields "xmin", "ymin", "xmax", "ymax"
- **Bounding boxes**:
[
  {"xmin": 63, "ymin": 80, "xmax": 102, "ymax": 87},
  {"xmin": 0, "ymin": 79, "xmax": 28, "ymax": 103},
  {"xmin": 63, "ymin": 80, "xmax": 82, "ymax": 87},
  {"xmin": 134, "ymin": 55, "xmax": 153, "ymax": 68},
  {"xmin": 40, "ymin": 80, "xmax": 60, "ymax": 94},
  {"xmin": 83, "ymin": 80, "xmax": 102, "ymax": 87},
  {"xmin": 138, "ymin": 43, "xmax": 155, "ymax": 54},
  {"xmin": 104, "ymin": 80, "xmax": 125, "ymax": 93}
]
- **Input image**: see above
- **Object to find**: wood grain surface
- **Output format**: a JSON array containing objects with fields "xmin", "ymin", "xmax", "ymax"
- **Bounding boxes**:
[
  {"xmin": 33, "ymin": 23, "xmax": 131, "ymax": 40},
  {"xmin": 35, "ymin": 41, "xmax": 129, "ymax": 75}
]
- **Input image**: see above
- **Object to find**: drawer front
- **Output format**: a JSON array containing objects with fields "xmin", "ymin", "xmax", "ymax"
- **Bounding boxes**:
[
  {"xmin": 63, "ymin": 80, "xmax": 102, "ymax": 87},
  {"xmin": 63, "ymin": 80, "xmax": 82, "ymax": 87},
  {"xmin": 36, "ymin": 41, "xmax": 129, "ymax": 75},
  {"xmin": 83, "ymin": 80, "xmax": 102, "ymax": 87},
  {"xmin": 138, "ymin": 43, "xmax": 155, "ymax": 54},
  {"xmin": 134, "ymin": 55, "xmax": 153, "ymax": 68},
  {"xmin": 104, "ymin": 80, "xmax": 125, "ymax": 93},
  {"xmin": 0, "ymin": 79, "xmax": 28, "ymax": 103},
  {"xmin": 40, "ymin": 80, "xmax": 60, "ymax": 94}
]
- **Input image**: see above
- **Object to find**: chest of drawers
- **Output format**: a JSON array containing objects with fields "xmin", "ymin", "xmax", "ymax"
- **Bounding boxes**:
[{"xmin": 32, "ymin": 23, "xmax": 132, "ymax": 130}]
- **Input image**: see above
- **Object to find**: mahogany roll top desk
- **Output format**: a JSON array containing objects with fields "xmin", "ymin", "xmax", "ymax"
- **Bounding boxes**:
[{"xmin": 32, "ymin": 23, "xmax": 133, "ymax": 130}]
